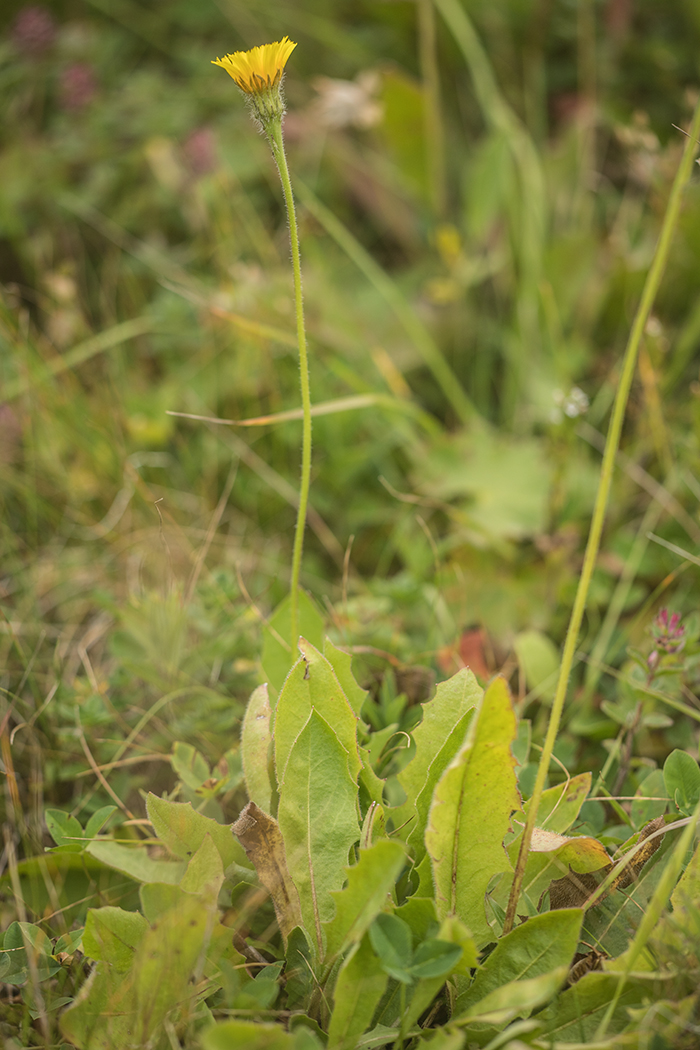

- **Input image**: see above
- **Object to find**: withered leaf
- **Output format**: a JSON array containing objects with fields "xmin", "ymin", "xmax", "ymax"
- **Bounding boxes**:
[
  {"xmin": 232, "ymin": 800, "xmax": 303, "ymax": 943},
  {"xmin": 547, "ymin": 816, "xmax": 667, "ymax": 911}
]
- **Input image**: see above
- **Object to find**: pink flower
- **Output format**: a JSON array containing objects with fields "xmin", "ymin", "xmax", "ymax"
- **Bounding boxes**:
[
  {"xmin": 60, "ymin": 64, "xmax": 97, "ymax": 111},
  {"xmin": 11, "ymin": 5, "xmax": 56, "ymax": 57}
]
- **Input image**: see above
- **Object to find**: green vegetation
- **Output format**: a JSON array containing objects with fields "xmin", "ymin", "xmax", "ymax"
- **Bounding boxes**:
[{"xmin": 2, "ymin": 1, "xmax": 700, "ymax": 1047}]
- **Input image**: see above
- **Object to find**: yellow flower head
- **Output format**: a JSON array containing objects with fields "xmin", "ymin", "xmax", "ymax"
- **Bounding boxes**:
[{"xmin": 212, "ymin": 37, "xmax": 297, "ymax": 95}]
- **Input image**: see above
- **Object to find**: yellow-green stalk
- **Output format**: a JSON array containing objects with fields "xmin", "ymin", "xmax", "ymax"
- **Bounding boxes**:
[{"xmin": 213, "ymin": 38, "xmax": 310, "ymax": 649}]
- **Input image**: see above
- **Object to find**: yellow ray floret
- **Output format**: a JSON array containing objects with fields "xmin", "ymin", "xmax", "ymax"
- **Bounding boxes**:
[{"xmin": 212, "ymin": 37, "xmax": 297, "ymax": 94}]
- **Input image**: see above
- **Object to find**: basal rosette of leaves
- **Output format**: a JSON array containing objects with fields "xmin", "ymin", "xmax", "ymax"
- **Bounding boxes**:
[{"xmin": 11, "ymin": 635, "xmax": 695, "ymax": 1049}]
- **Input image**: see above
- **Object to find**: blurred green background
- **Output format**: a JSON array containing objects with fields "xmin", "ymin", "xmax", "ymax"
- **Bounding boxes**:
[{"xmin": 2, "ymin": 0, "xmax": 700, "ymax": 833}]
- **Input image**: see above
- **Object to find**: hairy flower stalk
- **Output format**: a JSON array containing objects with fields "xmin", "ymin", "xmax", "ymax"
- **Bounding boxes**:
[{"xmin": 213, "ymin": 39, "xmax": 311, "ymax": 649}]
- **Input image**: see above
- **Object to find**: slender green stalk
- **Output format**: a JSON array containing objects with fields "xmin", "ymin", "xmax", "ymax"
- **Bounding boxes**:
[
  {"xmin": 503, "ymin": 100, "xmax": 700, "ymax": 936},
  {"xmin": 266, "ymin": 120, "xmax": 312, "ymax": 650}
]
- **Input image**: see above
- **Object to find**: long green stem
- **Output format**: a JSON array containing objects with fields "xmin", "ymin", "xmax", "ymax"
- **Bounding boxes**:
[
  {"xmin": 266, "ymin": 119, "xmax": 312, "ymax": 650},
  {"xmin": 503, "ymin": 100, "xmax": 700, "ymax": 936}
]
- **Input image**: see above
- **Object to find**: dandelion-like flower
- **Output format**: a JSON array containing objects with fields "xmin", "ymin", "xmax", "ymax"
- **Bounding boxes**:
[{"xmin": 212, "ymin": 38, "xmax": 296, "ymax": 126}]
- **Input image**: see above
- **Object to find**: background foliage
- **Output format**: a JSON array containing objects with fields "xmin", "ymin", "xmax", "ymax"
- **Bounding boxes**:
[{"xmin": 2, "ymin": 0, "xmax": 700, "ymax": 1046}]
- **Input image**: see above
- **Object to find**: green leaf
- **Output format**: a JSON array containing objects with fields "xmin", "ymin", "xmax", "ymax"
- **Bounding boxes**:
[
  {"xmin": 202, "ymin": 1019, "xmax": 294, "ymax": 1050},
  {"xmin": 171, "ymin": 741, "xmax": 210, "ymax": 790},
  {"xmin": 84, "ymin": 806, "xmax": 118, "ymax": 840},
  {"xmin": 394, "ymin": 668, "xmax": 481, "ymax": 861},
  {"xmin": 274, "ymin": 642, "xmax": 362, "ymax": 787},
  {"xmin": 86, "ymin": 839, "xmax": 186, "ymax": 884},
  {"xmin": 277, "ymin": 710, "xmax": 361, "ymax": 955},
  {"xmin": 663, "ymin": 749, "xmax": 700, "ymax": 815},
  {"xmin": 55, "ymin": 927, "xmax": 84, "ymax": 955},
  {"xmin": 410, "ymin": 938, "xmax": 463, "ymax": 979},
  {"xmin": 631, "ymin": 769, "xmax": 669, "ymax": 827},
  {"xmin": 129, "ymin": 893, "xmax": 218, "ymax": 1043},
  {"xmin": 369, "ymin": 913, "xmax": 413, "ymax": 982},
  {"xmin": 513, "ymin": 629, "xmax": 559, "ymax": 702},
  {"xmin": 146, "ymin": 793, "xmax": 248, "ymax": 871},
  {"xmin": 324, "ymin": 839, "xmax": 407, "ymax": 961},
  {"xmin": 140, "ymin": 883, "xmax": 189, "ymax": 923},
  {"xmin": 180, "ymin": 832, "xmax": 225, "ymax": 896},
  {"xmin": 537, "ymin": 971, "xmax": 647, "ymax": 1040},
  {"xmin": 395, "ymin": 896, "xmax": 438, "ymax": 945},
  {"xmin": 0, "ymin": 922, "xmax": 61, "ymax": 985},
  {"xmin": 524, "ymin": 772, "xmax": 592, "ymax": 834},
  {"xmin": 45, "ymin": 809, "xmax": 85, "ymax": 850},
  {"xmin": 455, "ymin": 908, "xmax": 582, "ymax": 1016},
  {"xmin": 324, "ymin": 638, "xmax": 368, "ymax": 715},
  {"xmin": 425, "ymin": 676, "xmax": 521, "ymax": 945},
  {"xmin": 457, "ymin": 967, "xmax": 567, "ymax": 1026},
  {"xmin": 262, "ymin": 591, "xmax": 324, "ymax": 696},
  {"xmin": 285, "ymin": 926, "xmax": 314, "ymax": 1009},
  {"xmin": 400, "ymin": 916, "xmax": 475, "ymax": 1032},
  {"xmin": 414, "ymin": 429, "xmax": 551, "ymax": 542},
  {"xmin": 671, "ymin": 836, "xmax": 700, "ymax": 914},
  {"xmin": 327, "ymin": 933, "xmax": 389, "ymax": 1049},
  {"xmin": 241, "ymin": 683, "xmax": 274, "ymax": 812},
  {"xmin": 82, "ymin": 907, "xmax": 149, "ymax": 972}
]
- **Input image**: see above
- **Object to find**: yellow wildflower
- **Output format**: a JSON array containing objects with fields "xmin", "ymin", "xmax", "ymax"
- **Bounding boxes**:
[{"xmin": 212, "ymin": 37, "xmax": 296, "ymax": 96}]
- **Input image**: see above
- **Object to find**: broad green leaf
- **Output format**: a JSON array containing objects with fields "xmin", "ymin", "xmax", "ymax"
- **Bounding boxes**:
[
  {"xmin": 60, "ymin": 960, "xmax": 131, "ymax": 1047},
  {"xmin": 180, "ymin": 832, "xmax": 225, "ymax": 896},
  {"xmin": 82, "ymin": 907, "xmax": 149, "ymax": 972},
  {"xmin": 55, "ymin": 927, "xmax": 84, "ymax": 955},
  {"xmin": 663, "ymin": 749, "xmax": 700, "ymax": 815},
  {"xmin": 455, "ymin": 908, "xmax": 582, "ymax": 1016},
  {"xmin": 241, "ymin": 683, "xmax": 274, "ymax": 812},
  {"xmin": 285, "ymin": 926, "xmax": 314, "ymax": 1009},
  {"xmin": 277, "ymin": 711, "xmax": 361, "ymax": 955},
  {"xmin": 537, "ymin": 971, "xmax": 647, "ymax": 1040},
  {"xmin": 631, "ymin": 769, "xmax": 668, "ymax": 827},
  {"xmin": 425, "ymin": 676, "xmax": 521, "ymax": 945},
  {"xmin": 84, "ymin": 806, "xmax": 118, "ymax": 840},
  {"xmin": 410, "ymin": 939, "xmax": 463, "ymax": 979},
  {"xmin": 394, "ymin": 668, "xmax": 481, "ymax": 858},
  {"xmin": 262, "ymin": 591, "xmax": 324, "ymax": 696},
  {"xmin": 171, "ymin": 741, "xmax": 210, "ymax": 790},
  {"xmin": 274, "ymin": 643, "xmax": 361, "ymax": 787},
  {"xmin": 140, "ymin": 883, "xmax": 188, "ymax": 923},
  {"xmin": 513, "ymin": 629, "xmax": 559, "ymax": 702},
  {"xmin": 437, "ymin": 915, "xmax": 478, "ymax": 975},
  {"xmin": 86, "ymin": 839, "xmax": 186, "ymax": 884},
  {"xmin": 520, "ymin": 772, "xmax": 592, "ymax": 834},
  {"xmin": 130, "ymin": 893, "xmax": 217, "ymax": 1044},
  {"xmin": 45, "ymin": 809, "xmax": 85, "ymax": 850},
  {"xmin": 369, "ymin": 913, "xmax": 414, "ymax": 982},
  {"xmin": 324, "ymin": 839, "xmax": 407, "ymax": 961},
  {"xmin": 400, "ymin": 917, "xmax": 475, "ymax": 1033},
  {"xmin": 0, "ymin": 922, "xmax": 61, "ymax": 985},
  {"xmin": 146, "ymin": 793, "xmax": 247, "ymax": 871},
  {"xmin": 410, "ymin": 1030, "xmax": 465, "ymax": 1050},
  {"xmin": 395, "ymin": 896, "xmax": 438, "ymax": 944},
  {"xmin": 202, "ymin": 1019, "xmax": 294, "ymax": 1050},
  {"xmin": 414, "ymin": 430, "xmax": 551, "ymax": 541},
  {"xmin": 671, "ymin": 836, "xmax": 700, "ymax": 913},
  {"xmin": 457, "ymin": 967, "xmax": 567, "ymax": 1026},
  {"xmin": 359, "ymin": 748, "xmax": 386, "ymax": 810},
  {"xmin": 324, "ymin": 637, "xmax": 368, "ymax": 716},
  {"xmin": 327, "ymin": 933, "xmax": 389, "ymax": 1049}
]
